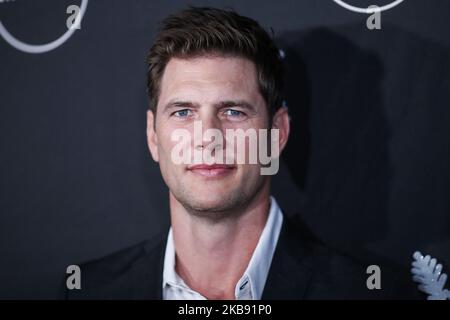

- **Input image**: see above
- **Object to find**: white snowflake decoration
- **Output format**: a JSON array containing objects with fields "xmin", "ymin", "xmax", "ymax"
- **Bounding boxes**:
[{"xmin": 411, "ymin": 251, "xmax": 450, "ymax": 300}]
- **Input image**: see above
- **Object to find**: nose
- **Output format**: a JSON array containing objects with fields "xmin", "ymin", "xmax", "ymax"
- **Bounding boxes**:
[{"xmin": 194, "ymin": 112, "xmax": 223, "ymax": 152}]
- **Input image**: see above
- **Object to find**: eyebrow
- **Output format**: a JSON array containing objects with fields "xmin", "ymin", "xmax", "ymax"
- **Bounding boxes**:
[
  {"xmin": 162, "ymin": 101, "xmax": 198, "ymax": 113},
  {"xmin": 216, "ymin": 100, "xmax": 256, "ymax": 112},
  {"xmin": 162, "ymin": 100, "xmax": 257, "ymax": 113}
]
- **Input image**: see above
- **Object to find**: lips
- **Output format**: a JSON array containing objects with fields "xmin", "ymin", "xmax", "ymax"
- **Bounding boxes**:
[{"xmin": 187, "ymin": 164, "xmax": 236, "ymax": 177}]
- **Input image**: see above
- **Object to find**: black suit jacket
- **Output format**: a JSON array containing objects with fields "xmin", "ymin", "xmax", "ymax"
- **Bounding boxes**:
[{"xmin": 65, "ymin": 216, "xmax": 421, "ymax": 300}]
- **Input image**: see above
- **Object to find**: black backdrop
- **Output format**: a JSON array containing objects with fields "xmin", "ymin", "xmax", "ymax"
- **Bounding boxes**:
[{"xmin": 0, "ymin": 0, "xmax": 449, "ymax": 299}]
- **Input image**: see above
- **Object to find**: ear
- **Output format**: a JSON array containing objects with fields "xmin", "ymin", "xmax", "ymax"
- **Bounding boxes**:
[
  {"xmin": 271, "ymin": 106, "xmax": 290, "ymax": 154},
  {"xmin": 146, "ymin": 110, "xmax": 159, "ymax": 162}
]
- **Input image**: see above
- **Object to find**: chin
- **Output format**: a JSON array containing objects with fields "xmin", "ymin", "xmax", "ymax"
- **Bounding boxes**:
[
  {"xmin": 190, "ymin": 194, "xmax": 230, "ymax": 211},
  {"xmin": 181, "ymin": 189, "xmax": 244, "ymax": 214}
]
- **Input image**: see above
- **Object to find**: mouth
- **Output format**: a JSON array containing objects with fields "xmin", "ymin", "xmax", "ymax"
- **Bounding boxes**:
[{"xmin": 186, "ymin": 164, "xmax": 236, "ymax": 178}]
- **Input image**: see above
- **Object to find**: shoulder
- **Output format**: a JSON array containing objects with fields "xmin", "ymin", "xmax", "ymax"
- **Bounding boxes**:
[
  {"xmin": 268, "ymin": 215, "xmax": 421, "ymax": 299},
  {"xmin": 64, "ymin": 232, "xmax": 167, "ymax": 300}
]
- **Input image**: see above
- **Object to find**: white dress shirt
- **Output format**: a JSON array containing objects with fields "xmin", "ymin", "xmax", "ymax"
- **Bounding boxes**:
[{"xmin": 162, "ymin": 196, "xmax": 284, "ymax": 300}]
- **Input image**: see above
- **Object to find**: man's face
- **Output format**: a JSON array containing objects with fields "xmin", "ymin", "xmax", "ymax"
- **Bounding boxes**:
[{"xmin": 147, "ymin": 55, "xmax": 278, "ymax": 214}]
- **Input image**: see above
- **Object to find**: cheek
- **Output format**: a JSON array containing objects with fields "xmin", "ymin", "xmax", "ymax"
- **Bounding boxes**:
[
  {"xmin": 157, "ymin": 142, "xmax": 182, "ymax": 189},
  {"xmin": 156, "ymin": 126, "xmax": 192, "ymax": 174},
  {"xmin": 225, "ymin": 129, "xmax": 270, "ymax": 164},
  {"xmin": 161, "ymin": 129, "xmax": 193, "ymax": 163},
  {"xmin": 236, "ymin": 161, "xmax": 261, "ymax": 179},
  {"xmin": 235, "ymin": 164, "xmax": 266, "ymax": 192},
  {"xmin": 157, "ymin": 124, "xmax": 177, "ymax": 154}
]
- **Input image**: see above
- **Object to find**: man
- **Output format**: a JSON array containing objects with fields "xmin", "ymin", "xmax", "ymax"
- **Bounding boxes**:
[{"xmin": 66, "ymin": 7, "xmax": 418, "ymax": 300}]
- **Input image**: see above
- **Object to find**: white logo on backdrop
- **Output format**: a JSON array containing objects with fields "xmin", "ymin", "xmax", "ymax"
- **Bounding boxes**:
[
  {"xmin": 0, "ymin": 0, "xmax": 88, "ymax": 54},
  {"xmin": 332, "ymin": 0, "xmax": 405, "ymax": 29},
  {"xmin": 332, "ymin": 0, "xmax": 405, "ymax": 13}
]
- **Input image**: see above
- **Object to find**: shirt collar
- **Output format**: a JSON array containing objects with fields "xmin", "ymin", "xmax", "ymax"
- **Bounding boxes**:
[
  {"xmin": 235, "ymin": 196, "xmax": 283, "ymax": 299},
  {"xmin": 162, "ymin": 196, "xmax": 284, "ymax": 300}
]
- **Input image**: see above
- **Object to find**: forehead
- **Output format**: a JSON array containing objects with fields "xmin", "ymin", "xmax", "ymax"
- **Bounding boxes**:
[{"xmin": 157, "ymin": 55, "xmax": 264, "ymax": 108}]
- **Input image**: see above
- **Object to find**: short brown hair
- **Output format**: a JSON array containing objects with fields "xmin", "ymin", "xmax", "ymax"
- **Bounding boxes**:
[{"xmin": 146, "ymin": 6, "xmax": 283, "ymax": 117}]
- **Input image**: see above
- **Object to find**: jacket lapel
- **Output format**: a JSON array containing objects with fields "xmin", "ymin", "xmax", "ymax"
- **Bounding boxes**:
[
  {"xmin": 262, "ymin": 217, "xmax": 313, "ymax": 299},
  {"xmin": 135, "ymin": 234, "xmax": 167, "ymax": 299}
]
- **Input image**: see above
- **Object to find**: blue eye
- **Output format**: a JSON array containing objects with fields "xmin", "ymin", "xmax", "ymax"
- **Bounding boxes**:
[
  {"xmin": 224, "ymin": 109, "xmax": 244, "ymax": 117},
  {"xmin": 173, "ymin": 109, "xmax": 192, "ymax": 117}
]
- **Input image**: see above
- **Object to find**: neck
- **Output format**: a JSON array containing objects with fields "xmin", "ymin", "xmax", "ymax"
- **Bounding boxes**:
[{"xmin": 169, "ymin": 183, "xmax": 271, "ymax": 300}]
